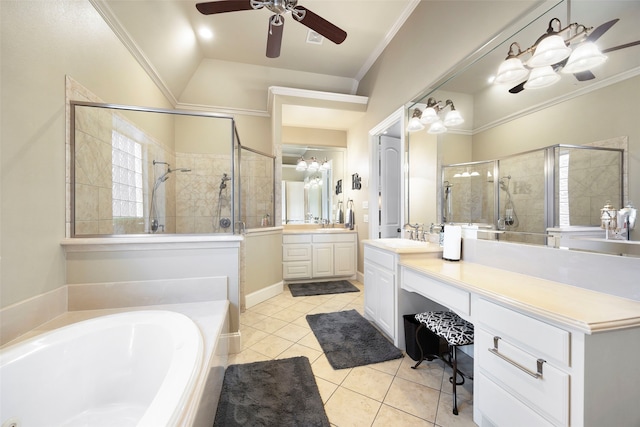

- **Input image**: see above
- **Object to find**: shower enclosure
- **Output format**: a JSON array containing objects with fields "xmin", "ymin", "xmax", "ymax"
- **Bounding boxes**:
[
  {"xmin": 70, "ymin": 101, "xmax": 275, "ymax": 237},
  {"xmin": 442, "ymin": 144, "xmax": 624, "ymax": 245}
]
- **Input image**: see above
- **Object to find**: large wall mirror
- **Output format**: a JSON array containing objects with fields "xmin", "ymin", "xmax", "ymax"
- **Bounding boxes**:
[
  {"xmin": 281, "ymin": 144, "xmax": 345, "ymax": 224},
  {"xmin": 406, "ymin": 0, "xmax": 640, "ymax": 248}
]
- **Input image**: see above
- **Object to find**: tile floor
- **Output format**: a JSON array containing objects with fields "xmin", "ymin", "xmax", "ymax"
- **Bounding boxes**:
[{"xmin": 228, "ymin": 280, "xmax": 476, "ymax": 427}]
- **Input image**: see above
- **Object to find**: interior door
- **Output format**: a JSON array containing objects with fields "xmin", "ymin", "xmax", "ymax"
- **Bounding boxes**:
[{"xmin": 379, "ymin": 135, "xmax": 402, "ymax": 238}]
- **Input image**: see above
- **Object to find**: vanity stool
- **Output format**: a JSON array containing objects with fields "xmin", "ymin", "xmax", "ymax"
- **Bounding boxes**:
[{"xmin": 413, "ymin": 311, "xmax": 474, "ymax": 415}]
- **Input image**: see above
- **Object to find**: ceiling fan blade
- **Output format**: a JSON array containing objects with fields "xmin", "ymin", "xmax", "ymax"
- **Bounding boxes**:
[
  {"xmin": 585, "ymin": 18, "xmax": 619, "ymax": 43},
  {"xmin": 602, "ymin": 40, "xmax": 640, "ymax": 53},
  {"xmin": 266, "ymin": 15, "xmax": 284, "ymax": 58},
  {"xmin": 292, "ymin": 6, "xmax": 347, "ymax": 45},
  {"xmin": 196, "ymin": 0, "xmax": 254, "ymax": 15},
  {"xmin": 509, "ymin": 81, "xmax": 526, "ymax": 94}
]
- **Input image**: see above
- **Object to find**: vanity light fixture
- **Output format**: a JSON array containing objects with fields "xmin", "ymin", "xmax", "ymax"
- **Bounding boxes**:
[
  {"xmin": 408, "ymin": 98, "xmax": 464, "ymax": 134},
  {"xmin": 407, "ymin": 108, "xmax": 425, "ymax": 132},
  {"xmin": 307, "ymin": 157, "xmax": 320, "ymax": 173},
  {"xmin": 296, "ymin": 156, "xmax": 308, "ymax": 171},
  {"xmin": 494, "ymin": 18, "xmax": 608, "ymax": 90}
]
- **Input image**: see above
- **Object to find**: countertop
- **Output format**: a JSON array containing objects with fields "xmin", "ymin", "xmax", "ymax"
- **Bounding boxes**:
[
  {"xmin": 363, "ymin": 238, "xmax": 444, "ymax": 254},
  {"xmin": 283, "ymin": 226, "xmax": 357, "ymax": 234},
  {"xmin": 400, "ymin": 258, "xmax": 640, "ymax": 334}
]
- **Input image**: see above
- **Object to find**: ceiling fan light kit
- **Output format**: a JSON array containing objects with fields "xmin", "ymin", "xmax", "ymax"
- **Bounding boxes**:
[
  {"xmin": 196, "ymin": 0, "xmax": 347, "ymax": 58},
  {"xmin": 494, "ymin": 17, "xmax": 625, "ymax": 93}
]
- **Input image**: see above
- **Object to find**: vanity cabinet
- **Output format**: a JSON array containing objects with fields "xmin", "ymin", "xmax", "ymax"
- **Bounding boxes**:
[
  {"xmin": 364, "ymin": 246, "xmax": 396, "ymax": 338},
  {"xmin": 475, "ymin": 298, "xmax": 570, "ymax": 427},
  {"xmin": 283, "ymin": 232, "xmax": 356, "ymax": 281},
  {"xmin": 398, "ymin": 257, "xmax": 640, "ymax": 427}
]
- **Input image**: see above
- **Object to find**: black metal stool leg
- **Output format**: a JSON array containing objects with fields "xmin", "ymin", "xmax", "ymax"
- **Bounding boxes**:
[
  {"xmin": 451, "ymin": 345, "xmax": 459, "ymax": 415},
  {"xmin": 412, "ymin": 324, "xmax": 425, "ymax": 369}
]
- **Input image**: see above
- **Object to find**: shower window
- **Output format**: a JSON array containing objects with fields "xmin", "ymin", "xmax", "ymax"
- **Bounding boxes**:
[{"xmin": 111, "ymin": 129, "xmax": 143, "ymax": 218}]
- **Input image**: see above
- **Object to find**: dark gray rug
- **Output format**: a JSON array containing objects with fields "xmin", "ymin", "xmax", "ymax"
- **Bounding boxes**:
[
  {"xmin": 306, "ymin": 309, "xmax": 403, "ymax": 369},
  {"xmin": 213, "ymin": 356, "xmax": 329, "ymax": 427},
  {"xmin": 288, "ymin": 280, "xmax": 360, "ymax": 297}
]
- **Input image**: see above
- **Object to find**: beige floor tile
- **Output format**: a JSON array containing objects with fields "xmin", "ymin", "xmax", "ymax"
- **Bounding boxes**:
[
  {"xmin": 435, "ymin": 393, "xmax": 475, "ymax": 427},
  {"xmin": 272, "ymin": 323, "xmax": 310, "ymax": 342},
  {"xmin": 227, "ymin": 347, "xmax": 270, "ymax": 365},
  {"xmin": 315, "ymin": 376, "xmax": 339, "ymax": 404},
  {"xmin": 325, "ymin": 386, "xmax": 381, "ymax": 427},
  {"xmin": 271, "ymin": 307, "xmax": 307, "ymax": 322},
  {"xmin": 311, "ymin": 354, "xmax": 352, "ymax": 385},
  {"xmin": 276, "ymin": 342, "xmax": 323, "ymax": 363},
  {"xmin": 383, "ymin": 376, "xmax": 440, "ymax": 422},
  {"xmin": 239, "ymin": 310, "xmax": 267, "ymax": 327},
  {"xmin": 298, "ymin": 330, "xmax": 323, "ymax": 352},
  {"xmin": 368, "ymin": 356, "xmax": 403, "ymax": 376},
  {"xmin": 250, "ymin": 301, "xmax": 283, "ymax": 316},
  {"xmin": 252, "ymin": 316, "xmax": 288, "ymax": 333},
  {"xmin": 290, "ymin": 314, "xmax": 312, "ymax": 329},
  {"xmin": 341, "ymin": 365, "xmax": 394, "ymax": 402},
  {"xmin": 249, "ymin": 334, "xmax": 294, "ymax": 358},
  {"xmin": 238, "ymin": 325, "xmax": 269, "ymax": 350},
  {"xmin": 289, "ymin": 300, "xmax": 321, "ymax": 314},
  {"xmin": 373, "ymin": 404, "xmax": 435, "ymax": 427},
  {"xmin": 396, "ymin": 355, "xmax": 445, "ymax": 390}
]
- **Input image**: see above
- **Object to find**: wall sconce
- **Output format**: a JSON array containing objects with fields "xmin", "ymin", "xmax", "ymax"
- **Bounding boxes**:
[
  {"xmin": 494, "ymin": 18, "xmax": 610, "ymax": 91},
  {"xmin": 408, "ymin": 98, "xmax": 464, "ymax": 134}
]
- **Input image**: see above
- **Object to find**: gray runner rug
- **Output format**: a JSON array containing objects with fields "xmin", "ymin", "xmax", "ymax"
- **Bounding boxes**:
[
  {"xmin": 213, "ymin": 356, "xmax": 329, "ymax": 427},
  {"xmin": 288, "ymin": 280, "xmax": 360, "ymax": 297},
  {"xmin": 306, "ymin": 309, "xmax": 403, "ymax": 369}
]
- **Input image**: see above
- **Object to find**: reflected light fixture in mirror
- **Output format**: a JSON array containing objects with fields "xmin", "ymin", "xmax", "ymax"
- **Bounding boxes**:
[
  {"xmin": 408, "ymin": 98, "xmax": 464, "ymax": 133},
  {"xmin": 295, "ymin": 156, "xmax": 330, "ymax": 172},
  {"xmin": 494, "ymin": 17, "xmax": 609, "ymax": 90},
  {"xmin": 524, "ymin": 65, "xmax": 561, "ymax": 89}
]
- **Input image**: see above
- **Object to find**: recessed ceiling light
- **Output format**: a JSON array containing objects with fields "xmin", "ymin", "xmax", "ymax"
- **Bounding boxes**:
[
  {"xmin": 198, "ymin": 27, "xmax": 213, "ymax": 40},
  {"xmin": 306, "ymin": 30, "xmax": 323, "ymax": 45}
]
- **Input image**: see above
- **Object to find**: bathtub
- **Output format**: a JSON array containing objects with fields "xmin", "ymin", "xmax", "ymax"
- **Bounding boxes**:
[{"xmin": 0, "ymin": 310, "xmax": 203, "ymax": 427}]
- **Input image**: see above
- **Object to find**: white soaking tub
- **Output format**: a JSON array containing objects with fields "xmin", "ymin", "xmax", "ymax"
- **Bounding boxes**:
[{"xmin": 0, "ymin": 310, "xmax": 203, "ymax": 427}]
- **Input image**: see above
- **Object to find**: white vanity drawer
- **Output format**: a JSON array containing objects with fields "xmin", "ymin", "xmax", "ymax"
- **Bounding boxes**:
[
  {"xmin": 283, "ymin": 244, "xmax": 311, "ymax": 261},
  {"xmin": 402, "ymin": 268, "xmax": 470, "ymax": 316},
  {"xmin": 364, "ymin": 246, "xmax": 395, "ymax": 271},
  {"xmin": 477, "ymin": 372, "xmax": 555, "ymax": 427},
  {"xmin": 283, "ymin": 234, "xmax": 312, "ymax": 244},
  {"xmin": 477, "ymin": 299, "xmax": 570, "ymax": 366},
  {"xmin": 312, "ymin": 233, "xmax": 356, "ymax": 243},
  {"xmin": 477, "ymin": 329, "xmax": 569, "ymax": 426},
  {"xmin": 283, "ymin": 261, "xmax": 311, "ymax": 279}
]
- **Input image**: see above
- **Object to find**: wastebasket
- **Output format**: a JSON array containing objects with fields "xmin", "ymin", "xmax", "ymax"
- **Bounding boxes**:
[{"xmin": 403, "ymin": 314, "xmax": 447, "ymax": 362}]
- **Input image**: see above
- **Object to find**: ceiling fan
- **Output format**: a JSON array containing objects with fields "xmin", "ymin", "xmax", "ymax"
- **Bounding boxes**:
[
  {"xmin": 508, "ymin": 18, "xmax": 640, "ymax": 94},
  {"xmin": 195, "ymin": 0, "xmax": 347, "ymax": 58}
]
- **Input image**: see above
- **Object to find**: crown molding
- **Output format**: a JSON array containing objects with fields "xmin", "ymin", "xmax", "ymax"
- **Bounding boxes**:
[
  {"xmin": 473, "ymin": 67, "xmax": 640, "ymax": 135},
  {"xmin": 89, "ymin": 0, "xmax": 178, "ymax": 106},
  {"xmin": 354, "ymin": 0, "xmax": 421, "ymax": 83}
]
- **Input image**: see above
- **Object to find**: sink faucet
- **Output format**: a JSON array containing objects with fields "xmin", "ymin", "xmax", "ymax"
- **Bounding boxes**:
[{"xmin": 403, "ymin": 223, "xmax": 420, "ymax": 240}]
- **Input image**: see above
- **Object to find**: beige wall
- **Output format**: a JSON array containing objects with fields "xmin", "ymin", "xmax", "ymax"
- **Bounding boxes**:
[
  {"xmin": 347, "ymin": 1, "xmax": 538, "ymax": 271},
  {"xmin": 282, "ymin": 127, "xmax": 347, "ymax": 148},
  {"xmin": 1, "ymin": 0, "xmax": 174, "ymax": 308}
]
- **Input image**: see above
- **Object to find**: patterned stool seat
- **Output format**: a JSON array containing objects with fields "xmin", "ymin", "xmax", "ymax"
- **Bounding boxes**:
[
  {"xmin": 413, "ymin": 311, "xmax": 474, "ymax": 416},
  {"xmin": 415, "ymin": 311, "xmax": 474, "ymax": 346}
]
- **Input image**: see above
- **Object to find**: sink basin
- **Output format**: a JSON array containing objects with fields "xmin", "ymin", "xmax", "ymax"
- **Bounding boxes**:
[{"xmin": 375, "ymin": 238, "xmax": 431, "ymax": 248}]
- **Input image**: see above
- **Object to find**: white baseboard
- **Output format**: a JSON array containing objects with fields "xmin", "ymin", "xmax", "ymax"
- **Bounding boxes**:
[
  {"xmin": 357, "ymin": 271, "xmax": 364, "ymax": 283},
  {"xmin": 226, "ymin": 331, "xmax": 242, "ymax": 354},
  {"xmin": 245, "ymin": 281, "xmax": 284, "ymax": 309}
]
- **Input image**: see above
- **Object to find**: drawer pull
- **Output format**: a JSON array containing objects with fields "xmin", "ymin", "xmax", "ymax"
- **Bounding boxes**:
[{"xmin": 489, "ymin": 336, "xmax": 546, "ymax": 379}]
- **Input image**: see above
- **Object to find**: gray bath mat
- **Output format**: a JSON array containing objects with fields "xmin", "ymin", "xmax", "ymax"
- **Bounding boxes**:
[
  {"xmin": 288, "ymin": 280, "xmax": 360, "ymax": 297},
  {"xmin": 213, "ymin": 356, "xmax": 329, "ymax": 427},
  {"xmin": 306, "ymin": 309, "xmax": 403, "ymax": 369}
]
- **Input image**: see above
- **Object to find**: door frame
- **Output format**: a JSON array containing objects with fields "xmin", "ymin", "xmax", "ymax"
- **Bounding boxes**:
[{"xmin": 368, "ymin": 106, "xmax": 407, "ymax": 240}]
